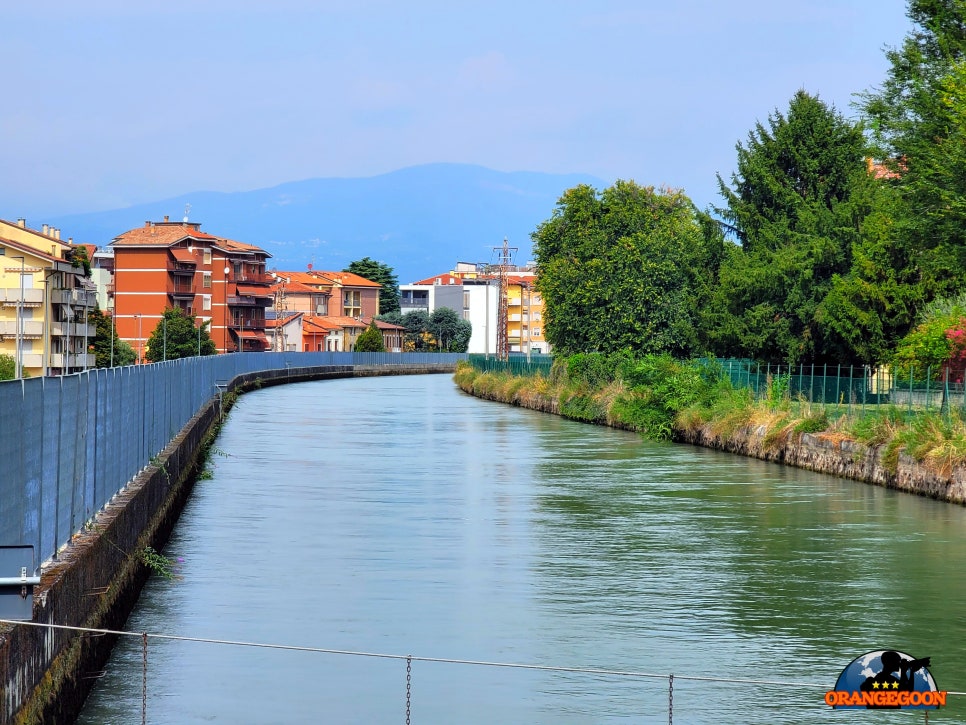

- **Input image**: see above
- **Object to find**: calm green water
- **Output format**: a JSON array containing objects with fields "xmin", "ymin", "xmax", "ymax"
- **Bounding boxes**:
[{"xmin": 78, "ymin": 374, "xmax": 966, "ymax": 723}]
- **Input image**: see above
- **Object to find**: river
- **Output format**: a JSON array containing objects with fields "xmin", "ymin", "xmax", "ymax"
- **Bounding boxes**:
[{"xmin": 78, "ymin": 373, "xmax": 966, "ymax": 723}]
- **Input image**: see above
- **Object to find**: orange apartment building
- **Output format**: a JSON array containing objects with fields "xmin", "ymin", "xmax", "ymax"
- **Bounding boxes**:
[{"xmin": 110, "ymin": 218, "xmax": 272, "ymax": 357}]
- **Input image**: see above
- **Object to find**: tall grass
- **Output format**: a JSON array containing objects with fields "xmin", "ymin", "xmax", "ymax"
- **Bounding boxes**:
[{"xmin": 455, "ymin": 357, "xmax": 966, "ymax": 476}]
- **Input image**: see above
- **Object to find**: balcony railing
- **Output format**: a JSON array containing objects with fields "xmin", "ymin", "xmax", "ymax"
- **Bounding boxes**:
[
  {"xmin": 48, "ymin": 353, "xmax": 95, "ymax": 369},
  {"xmin": 50, "ymin": 288, "xmax": 97, "ymax": 307},
  {"xmin": 167, "ymin": 262, "xmax": 196, "ymax": 275},
  {"xmin": 0, "ymin": 320, "xmax": 45, "ymax": 338},
  {"xmin": 50, "ymin": 321, "xmax": 96, "ymax": 338},
  {"xmin": 1, "ymin": 288, "xmax": 45, "ymax": 306},
  {"xmin": 169, "ymin": 283, "xmax": 195, "ymax": 298},
  {"xmin": 231, "ymin": 273, "xmax": 274, "ymax": 285}
]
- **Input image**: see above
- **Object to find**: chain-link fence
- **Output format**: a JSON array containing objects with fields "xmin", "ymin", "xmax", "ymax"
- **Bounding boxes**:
[{"xmin": 0, "ymin": 352, "xmax": 465, "ymax": 569}]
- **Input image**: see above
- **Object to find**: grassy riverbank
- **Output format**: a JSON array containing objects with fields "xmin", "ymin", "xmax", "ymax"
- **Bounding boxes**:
[{"xmin": 455, "ymin": 355, "xmax": 966, "ymax": 478}]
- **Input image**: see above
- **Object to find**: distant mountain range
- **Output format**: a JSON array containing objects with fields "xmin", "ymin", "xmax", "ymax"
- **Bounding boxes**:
[{"xmin": 43, "ymin": 164, "xmax": 606, "ymax": 284}]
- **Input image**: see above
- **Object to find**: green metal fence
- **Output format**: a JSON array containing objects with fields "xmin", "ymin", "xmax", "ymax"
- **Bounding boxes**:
[
  {"xmin": 708, "ymin": 358, "xmax": 966, "ymax": 416},
  {"xmin": 466, "ymin": 354, "xmax": 966, "ymax": 417},
  {"xmin": 466, "ymin": 353, "xmax": 555, "ymax": 377}
]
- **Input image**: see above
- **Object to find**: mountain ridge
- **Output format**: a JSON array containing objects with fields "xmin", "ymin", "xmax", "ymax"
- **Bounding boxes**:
[{"xmin": 42, "ymin": 163, "xmax": 607, "ymax": 284}]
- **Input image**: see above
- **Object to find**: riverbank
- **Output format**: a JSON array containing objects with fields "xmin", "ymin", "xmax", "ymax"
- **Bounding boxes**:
[{"xmin": 454, "ymin": 361, "xmax": 966, "ymax": 505}]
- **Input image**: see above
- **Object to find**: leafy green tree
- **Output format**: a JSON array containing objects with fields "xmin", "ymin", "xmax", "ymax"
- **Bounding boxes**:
[
  {"xmin": 0, "ymin": 354, "xmax": 15, "ymax": 381},
  {"xmin": 858, "ymin": 0, "xmax": 966, "ymax": 301},
  {"xmin": 428, "ymin": 307, "xmax": 472, "ymax": 352},
  {"xmin": 400, "ymin": 310, "xmax": 431, "ymax": 351},
  {"xmin": 89, "ymin": 309, "xmax": 136, "ymax": 367},
  {"xmin": 344, "ymin": 257, "xmax": 400, "ymax": 314},
  {"xmin": 354, "ymin": 320, "xmax": 386, "ymax": 352},
  {"xmin": 145, "ymin": 307, "xmax": 216, "ymax": 362},
  {"xmin": 533, "ymin": 181, "xmax": 708, "ymax": 358},
  {"xmin": 711, "ymin": 91, "xmax": 881, "ymax": 364}
]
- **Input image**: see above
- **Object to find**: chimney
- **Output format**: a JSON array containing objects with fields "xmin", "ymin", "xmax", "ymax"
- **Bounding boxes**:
[
  {"xmin": 17, "ymin": 218, "xmax": 25, "ymax": 228},
  {"xmin": 145, "ymin": 221, "xmax": 151, "ymax": 227},
  {"xmin": 42, "ymin": 224, "xmax": 49, "ymax": 235},
  {"xmin": 164, "ymin": 215, "xmax": 169, "ymax": 222},
  {"xmin": 68, "ymin": 237, "xmax": 73, "ymax": 244},
  {"xmin": 54, "ymin": 228, "xmax": 60, "ymax": 240}
]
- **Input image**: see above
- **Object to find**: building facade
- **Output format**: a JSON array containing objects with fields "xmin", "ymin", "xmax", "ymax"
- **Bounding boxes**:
[
  {"xmin": 0, "ymin": 218, "xmax": 96, "ymax": 377},
  {"xmin": 110, "ymin": 218, "xmax": 272, "ymax": 358}
]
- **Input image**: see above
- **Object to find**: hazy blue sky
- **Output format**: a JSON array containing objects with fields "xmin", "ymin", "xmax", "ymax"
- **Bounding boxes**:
[{"xmin": 5, "ymin": 1, "xmax": 911, "ymax": 218}]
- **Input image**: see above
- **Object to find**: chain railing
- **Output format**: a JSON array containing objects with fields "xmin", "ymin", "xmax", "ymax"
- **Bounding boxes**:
[{"xmin": 3, "ymin": 619, "xmax": 957, "ymax": 724}]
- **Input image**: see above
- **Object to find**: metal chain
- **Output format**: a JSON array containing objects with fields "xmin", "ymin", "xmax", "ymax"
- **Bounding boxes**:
[
  {"xmin": 406, "ymin": 655, "xmax": 412, "ymax": 725},
  {"xmin": 668, "ymin": 673, "xmax": 673, "ymax": 725},
  {"xmin": 142, "ymin": 632, "xmax": 148, "ymax": 725}
]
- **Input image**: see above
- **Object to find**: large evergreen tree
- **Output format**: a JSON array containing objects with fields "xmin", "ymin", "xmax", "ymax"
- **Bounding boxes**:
[
  {"xmin": 533, "ymin": 181, "xmax": 708, "ymax": 358},
  {"xmin": 711, "ymin": 91, "xmax": 880, "ymax": 364},
  {"xmin": 344, "ymin": 257, "xmax": 400, "ymax": 314},
  {"xmin": 858, "ymin": 0, "xmax": 966, "ymax": 302}
]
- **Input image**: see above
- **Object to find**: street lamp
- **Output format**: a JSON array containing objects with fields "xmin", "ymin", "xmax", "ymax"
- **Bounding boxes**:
[
  {"xmin": 224, "ymin": 265, "xmax": 230, "ymax": 353},
  {"xmin": 11, "ymin": 256, "xmax": 24, "ymax": 379},
  {"xmin": 134, "ymin": 313, "xmax": 142, "ymax": 364}
]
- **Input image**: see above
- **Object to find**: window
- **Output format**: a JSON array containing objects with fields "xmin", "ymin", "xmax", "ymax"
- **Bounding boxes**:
[
  {"xmin": 202, "ymin": 295, "xmax": 212, "ymax": 311},
  {"xmin": 343, "ymin": 290, "xmax": 361, "ymax": 317},
  {"xmin": 532, "ymin": 327, "xmax": 541, "ymax": 337},
  {"xmin": 203, "ymin": 272, "xmax": 212, "ymax": 288},
  {"xmin": 203, "ymin": 249, "xmax": 212, "ymax": 265}
]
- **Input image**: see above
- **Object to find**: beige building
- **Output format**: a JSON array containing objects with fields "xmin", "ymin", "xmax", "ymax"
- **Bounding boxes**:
[{"xmin": 0, "ymin": 219, "xmax": 97, "ymax": 377}]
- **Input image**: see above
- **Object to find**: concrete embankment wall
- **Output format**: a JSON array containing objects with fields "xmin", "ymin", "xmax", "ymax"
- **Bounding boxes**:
[
  {"xmin": 0, "ymin": 364, "xmax": 454, "ymax": 725},
  {"xmin": 458, "ymin": 380, "xmax": 966, "ymax": 506}
]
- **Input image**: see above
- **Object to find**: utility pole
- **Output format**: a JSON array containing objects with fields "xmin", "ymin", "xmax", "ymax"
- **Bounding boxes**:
[{"xmin": 493, "ymin": 237, "xmax": 517, "ymax": 360}]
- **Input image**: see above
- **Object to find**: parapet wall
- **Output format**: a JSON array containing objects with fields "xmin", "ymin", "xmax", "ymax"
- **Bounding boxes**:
[{"xmin": 0, "ymin": 364, "xmax": 455, "ymax": 724}]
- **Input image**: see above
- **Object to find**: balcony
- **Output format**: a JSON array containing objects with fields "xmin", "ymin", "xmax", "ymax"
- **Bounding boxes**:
[
  {"xmin": 1, "ymin": 288, "xmax": 45, "ymax": 307},
  {"xmin": 169, "ymin": 282, "xmax": 195, "ymax": 299},
  {"xmin": 50, "ymin": 321, "xmax": 96, "ymax": 338},
  {"xmin": 50, "ymin": 288, "xmax": 97, "ymax": 307},
  {"xmin": 231, "ymin": 273, "xmax": 274, "ymax": 285},
  {"xmin": 0, "ymin": 320, "xmax": 44, "ymax": 339},
  {"xmin": 167, "ymin": 262, "xmax": 196, "ymax": 275},
  {"xmin": 48, "ymin": 353, "xmax": 95, "ymax": 369}
]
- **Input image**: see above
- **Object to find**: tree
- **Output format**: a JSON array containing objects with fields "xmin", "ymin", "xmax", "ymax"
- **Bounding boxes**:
[
  {"xmin": 0, "ymin": 354, "xmax": 15, "ymax": 381},
  {"xmin": 533, "ymin": 181, "xmax": 708, "ymax": 358},
  {"xmin": 858, "ymin": 0, "xmax": 966, "ymax": 301},
  {"xmin": 89, "ymin": 309, "xmax": 136, "ymax": 367},
  {"xmin": 711, "ymin": 91, "xmax": 881, "ymax": 364},
  {"xmin": 428, "ymin": 307, "xmax": 472, "ymax": 352},
  {"xmin": 400, "ymin": 310, "xmax": 431, "ymax": 351},
  {"xmin": 354, "ymin": 320, "xmax": 386, "ymax": 352},
  {"xmin": 344, "ymin": 257, "xmax": 400, "ymax": 314},
  {"xmin": 144, "ymin": 307, "xmax": 216, "ymax": 362}
]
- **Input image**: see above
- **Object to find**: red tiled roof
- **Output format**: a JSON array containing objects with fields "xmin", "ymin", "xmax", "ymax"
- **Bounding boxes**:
[
  {"xmin": 302, "ymin": 315, "xmax": 342, "ymax": 332},
  {"xmin": 282, "ymin": 269, "xmax": 380, "ymax": 288},
  {"xmin": 112, "ymin": 222, "xmax": 219, "ymax": 246},
  {"xmin": 414, "ymin": 273, "xmax": 462, "ymax": 286}
]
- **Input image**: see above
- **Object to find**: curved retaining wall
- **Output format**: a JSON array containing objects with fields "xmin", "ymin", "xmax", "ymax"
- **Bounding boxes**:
[{"xmin": 0, "ymin": 364, "xmax": 454, "ymax": 724}]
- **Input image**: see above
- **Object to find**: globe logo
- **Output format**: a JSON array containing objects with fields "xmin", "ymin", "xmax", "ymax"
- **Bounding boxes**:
[{"xmin": 825, "ymin": 650, "xmax": 946, "ymax": 709}]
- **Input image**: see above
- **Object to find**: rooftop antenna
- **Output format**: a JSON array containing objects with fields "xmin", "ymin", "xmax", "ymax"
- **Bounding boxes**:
[{"xmin": 183, "ymin": 203, "xmax": 191, "ymax": 223}]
